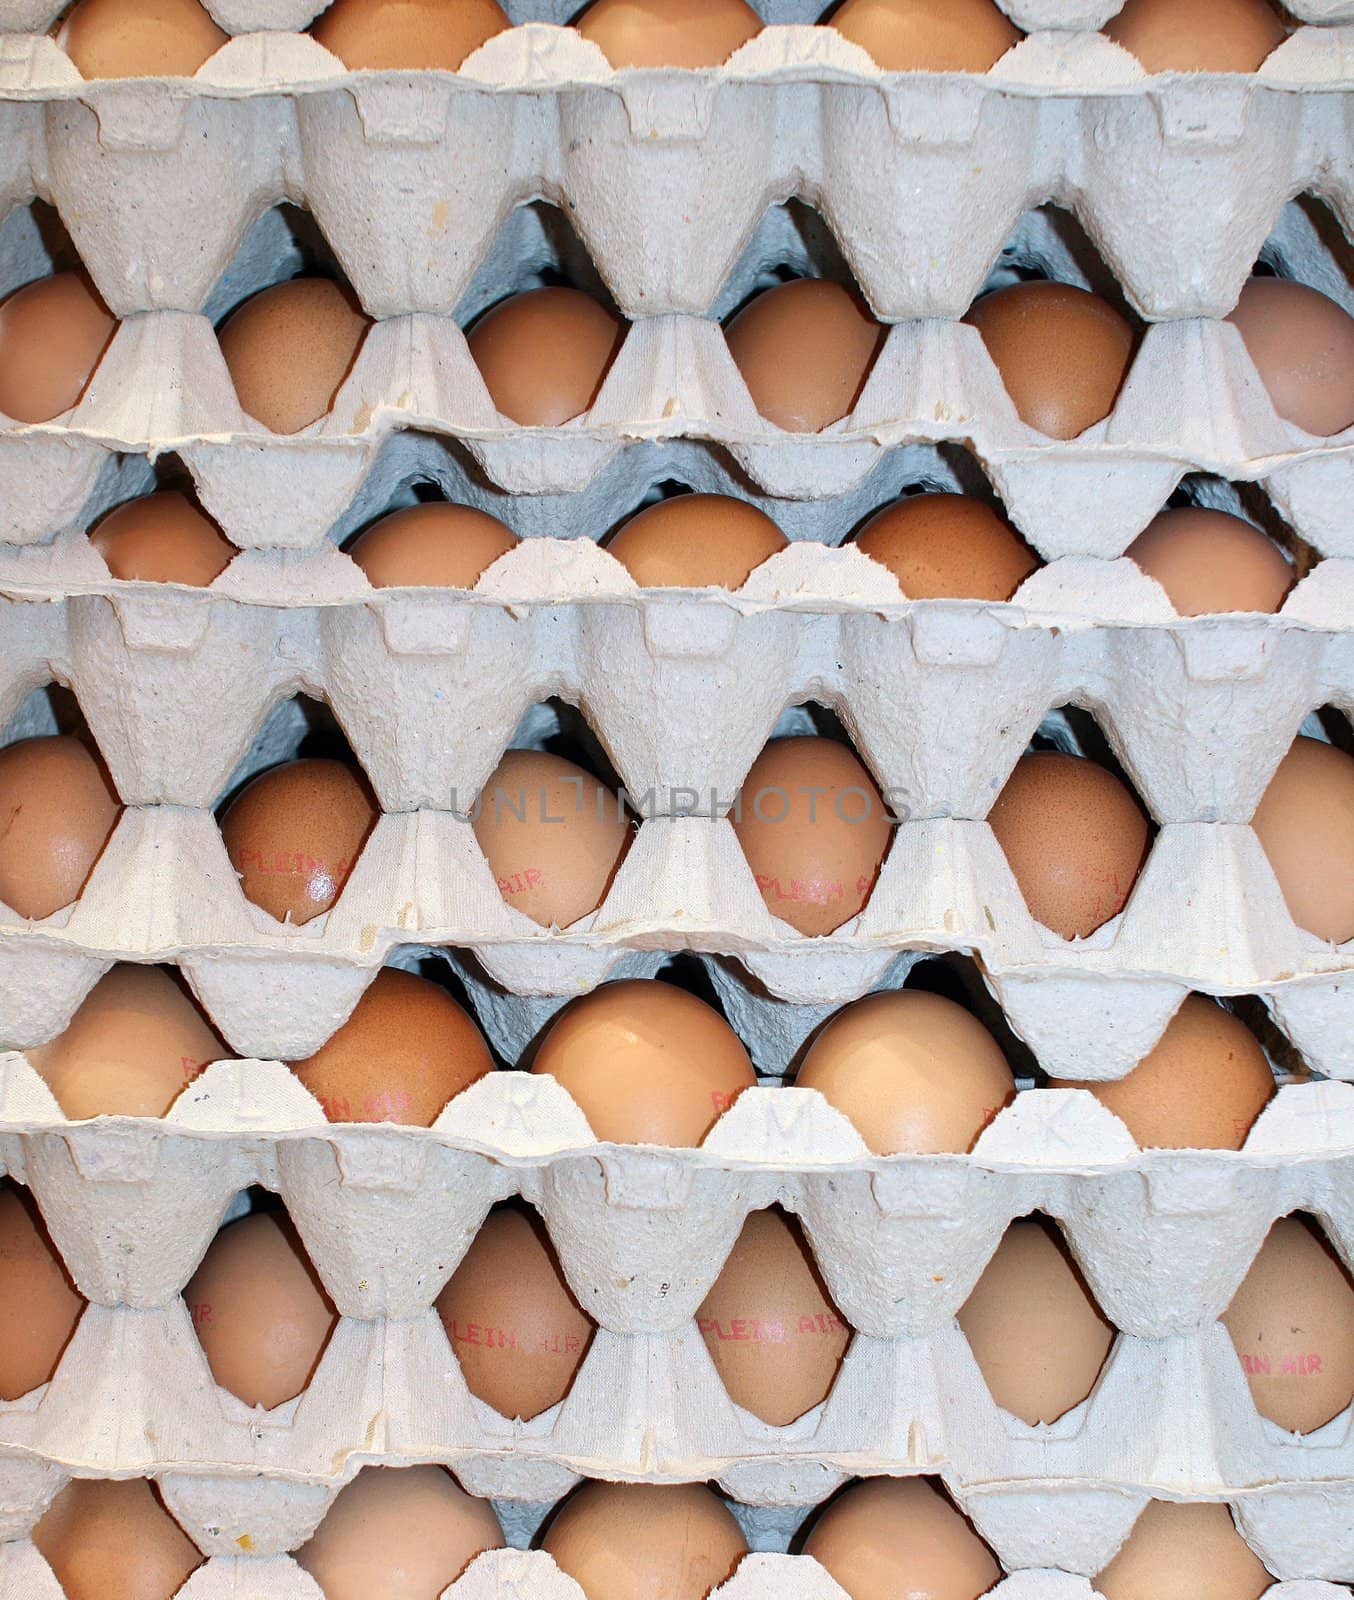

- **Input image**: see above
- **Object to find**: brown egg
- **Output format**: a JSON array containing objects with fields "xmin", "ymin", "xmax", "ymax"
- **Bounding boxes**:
[
  {"xmin": 829, "ymin": 0, "xmax": 1020, "ymax": 72},
  {"xmin": 471, "ymin": 749, "xmax": 631, "ymax": 930},
  {"xmin": 1251, "ymin": 736, "xmax": 1354, "ymax": 945},
  {"xmin": 1104, "ymin": 0, "xmax": 1287, "ymax": 73},
  {"xmin": 184, "ymin": 1211, "xmax": 336, "ymax": 1410},
  {"xmin": 1051, "ymin": 994, "xmax": 1274, "ymax": 1151},
  {"xmin": 468, "ymin": 288, "xmax": 624, "ymax": 428},
  {"xmin": 32, "ymin": 1479, "xmax": 202, "ymax": 1600},
  {"xmin": 803, "ymin": 1477, "xmax": 1002, "ymax": 1600},
  {"xmin": 219, "ymin": 757, "xmax": 378, "ymax": 927},
  {"xmin": 296, "ymin": 1467, "xmax": 504, "ymax": 1599},
  {"xmin": 348, "ymin": 503, "xmax": 518, "ymax": 589},
  {"xmin": 795, "ymin": 990, "xmax": 1015, "ymax": 1155},
  {"xmin": 88, "ymin": 490, "xmax": 237, "ymax": 587},
  {"xmin": 1227, "ymin": 278, "xmax": 1354, "ymax": 438},
  {"xmin": 606, "ymin": 494, "xmax": 788, "ymax": 589},
  {"xmin": 695, "ymin": 1209, "xmax": 848, "ymax": 1426},
  {"xmin": 0, "ymin": 1183, "xmax": 84, "ymax": 1402},
  {"xmin": 311, "ymin": 0, "xmax": 510, "ymax": 69},
  {"xmin": 725, "ymin": 279, "xmax": 885, "ymax": 434},
  {"xmin": 1126, "ymin": 507, "xmax": 1292, "ymax": 617},
  {"xmin": 0, "ymin": 273, "xmax": 116, "ymax": 426},
  {"xmin": 543, "ymin": 1481, "xmax": 747, "ymax": 1599},
  {"xmin": 530, "ymin": 979, "xmax": 756, "ymax": 1147},
  {"xmin": 1222, "ymin": 1214, "xmax": 1354, "ymax": 1435},
  {"xmin": 57, "ymin": 0, "xmax": 227, "ymax": 78},
  {"xmin": 987, "ymin": 751, "xmax": 1151, "ymax": 941},
  {"xmin": 0, "ymin": 736, "xmax": 121, "ymax": 922},
  {"xmin": 575, "ymin": 0, "xmax": 762, "ymax": 66},
  {"xmin": 854, "ymin": 493, "xmax": 1040, "ymax": 601},
  {"xmin": 957, "ymin": 1217, "xmax": 1115, "ymax": 1425},
  {"xmin": 435, "ymin": 1205, "xmax": 594, "ymax": 1420},
  {"xmin": 218, "ymin": 278, "xmax": 372, "ymax": 435},
  {"xmin": 30, "ymin": 964, "xmax": 226, "ymax": 1121},
  {"xmin": 964, "ymin": 281, "xmax": 1137, "ymax": 441},
  {"xmin": 1096, "ymin": 1500, "xmax": 1272, "ymax": 1600},
  {"xmin": 731, "ymin": 736, "xmax": 893, "ymax": 938},
  {"xmin": 290, "ymin": 968, "xmax": 493, "ymax": 1126}
]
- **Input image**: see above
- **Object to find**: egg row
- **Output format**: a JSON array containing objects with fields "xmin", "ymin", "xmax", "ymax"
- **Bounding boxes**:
[
  {"xmin": 1, "ymin": 6, "xmax": 1353, "ymax": 324},
  {"xmin": 5, "ymin": 301, "xmax": 1354, "ymax": 565},
  {"xmin": 0, "ymin": 1472, "xmax": 1338, "ymax": 1600},
  {"xmin": 0, "ymin": 1197, "xmax": 1351, "ymax": 1532}
]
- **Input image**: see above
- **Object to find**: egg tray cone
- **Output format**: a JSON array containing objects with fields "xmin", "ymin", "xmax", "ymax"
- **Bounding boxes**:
[
  {"xmin": 1, "ymin": 17, "xmax": 1354, "ymax": 322},
  {"xmin": 0, "ymin": 1050, "xmax": 1351, "ymax": 1335}
]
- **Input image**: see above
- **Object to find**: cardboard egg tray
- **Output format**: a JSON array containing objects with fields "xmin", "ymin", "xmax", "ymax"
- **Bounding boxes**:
[{"xmin": 0, "ymin": 9, "xmax": 1353, "ymax": 325}]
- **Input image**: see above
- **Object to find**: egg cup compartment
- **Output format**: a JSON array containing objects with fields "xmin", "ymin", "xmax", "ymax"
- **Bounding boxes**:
[{"xmin": 1, "ymin": 21, "xmax": 1354, "ymax": 321}]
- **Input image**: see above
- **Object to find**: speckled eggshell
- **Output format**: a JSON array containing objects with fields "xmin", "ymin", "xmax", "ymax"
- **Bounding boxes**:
[
  {"xmin": 542, "ymin": 1481, "xmax": 747, "ymax": 1600},
  {"xmin": 1126, "ymin": 507, "xmax": 1292, "ymax": 617},
  {"xmin": 695, "ymin": 1208, "xmax": 848, "ymax": 1426},
  {"xmin": 218, "ymin": 757, "xmax": 379, "ymax": 927},
  {"xmin": 803, "ymin": 1477, "xmax": 1002, "ymax": 1600},
  {"xmin": 89, "ymin": 490, "xmax": 238, "ymax": 587},
  {"xmin": 606, "ymin": 494, "xmax": 788, "ymax": 589},
  {"xmin": 311, "ymin": 0, "xmax": 510, "ymax": 69},
  {"xmin": 0, "ymin": 273, "xmax": 116, "ymax": 425},
  {"xmin": 30, "ymin": 964, "xmax": 227, "ymax": 1121},
  {"xmin": 853, "ymin": 493, "xmax": 1040, "ymax": 601},
  {"xmin": 217, "ymin": 278, "xmax": 372, "ymax": 435},
  {"xmin": 1221, "ymin": 1215, "xmax": 1354, "ymax": 1435},
  {"xmin": 1095, "ymin": 1500, "xmax": 1272, "ymax": 1600},
  {"xmin": 724, "ymin": 279, "xmax": 885, "ymax": 434},
  {"xmin": 295, "ymin": 1466, "xmax": 504, "ymax": 1599},
  {"xmin": 795, "ymin": 990, "xmax": 1015, "ymax": 1154},
  {"xmin": 730, "ymin": 736, "xmax": 894, "ymax": 938},
  {"xmin": 956, "ymin": 1217, "xmax": 1116, "ymax": 1426},
  {"xmin": 435, "ymin": 1205, "xmax": 594, "ymax": 1420},
  {"xmin": 1250, "ymin": 736, "xmax": 1354, "ymax": 946},
  {"xmin": 829, "ymin": 0, "xmax": 1020, "ymax": 71},
  {"xmin": 530, "ymin": 979, "xmax": 756, "ymax": 1147},
  {"xmin": 1051, "ymin": 994, "xmax": 1275, "ymax": 1151},
  {"xmin": 986, "ymin": 751, "xmax": 1151, "ymax": 941},
  {"xmin": 964, "ymin": 280, "xmax": 1136, "ymax": 440},
  {"xmin": 471, "ymin": 749, "xmax": 631, "ymax": 930},
  {"xmin": 32, "ymin": 1479, "xmax": 202, "ymax": 1600},
  {"xmin": 1104, "ymin": 0, "xmax": 1287, "ymax": 73},
  {"xmin": 290, "ymin": 967, "xmax": 494, "ymax": 1126},
  {"xmin": 57, "ymin": 0, "xmax": 228, "ymax": 78},
  {"xmin": 468, "ymin": 288, "xmax": 624, "ymax": 427},
  {"xmin": 0, "ymin": 736, "xmax": 121, "ymax": 923},
  {"xmin": 347, "ymin": 503, "xmax": 518, "ymax": 589},
  {"xmin": 575, "ymin": 0, "xmax": 762, "ymax": 66},
  {"xmin": 183, "ymin": 1211, "xmax": 337, "ymax": 1411},
  {"xmin": 1227, "ymin": 277, "xmax": 1354, "ymax": 438},
  {"xmin": 0, "ymin": 1183, "xmax": 84, "ymax": 1403}
]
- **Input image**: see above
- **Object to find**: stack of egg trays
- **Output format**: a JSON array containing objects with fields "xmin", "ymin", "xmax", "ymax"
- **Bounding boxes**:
[{"xmin": 2, "ymin": 1, "xmax": 1354, "ymax": 1594}]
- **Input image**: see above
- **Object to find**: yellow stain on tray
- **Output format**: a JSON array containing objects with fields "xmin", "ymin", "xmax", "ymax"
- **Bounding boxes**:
[
  {"xmin": 236, "ymin": 1534, "xmax": 255, "ymax": 1553},
  {"xmin": 430, "ymin": 200, "xmax": 450, "ymax": 233}
]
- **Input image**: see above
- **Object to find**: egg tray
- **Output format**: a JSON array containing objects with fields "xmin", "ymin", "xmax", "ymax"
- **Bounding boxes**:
[
  {"xmin": 0, "ymin": 1548, "xmax": 1347, "ymax": 1600},
  {"xmin": 5, "ymin": 295, "xmax": 1354, "ymax": 566},
  {"xmin": 1, "ymin": 1038, "xmax": 1352, "ymax": 1328},
  {"xmin": 1, "ymin": 1266, "xmax": 1354, "ymax": 1578},
  {"xmin": 1, "ymin": 15, "xmax": 1354, "ymax": 325}
]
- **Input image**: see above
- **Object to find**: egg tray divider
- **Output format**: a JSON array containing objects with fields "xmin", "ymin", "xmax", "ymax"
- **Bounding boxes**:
[
  {"xmin": 0, "ymin": 1549, "xmax": 1346, "ymax": 1600},
  {"xmin": 2, "ymin": 20, "xmax": 1354, "ymax": 326}
]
